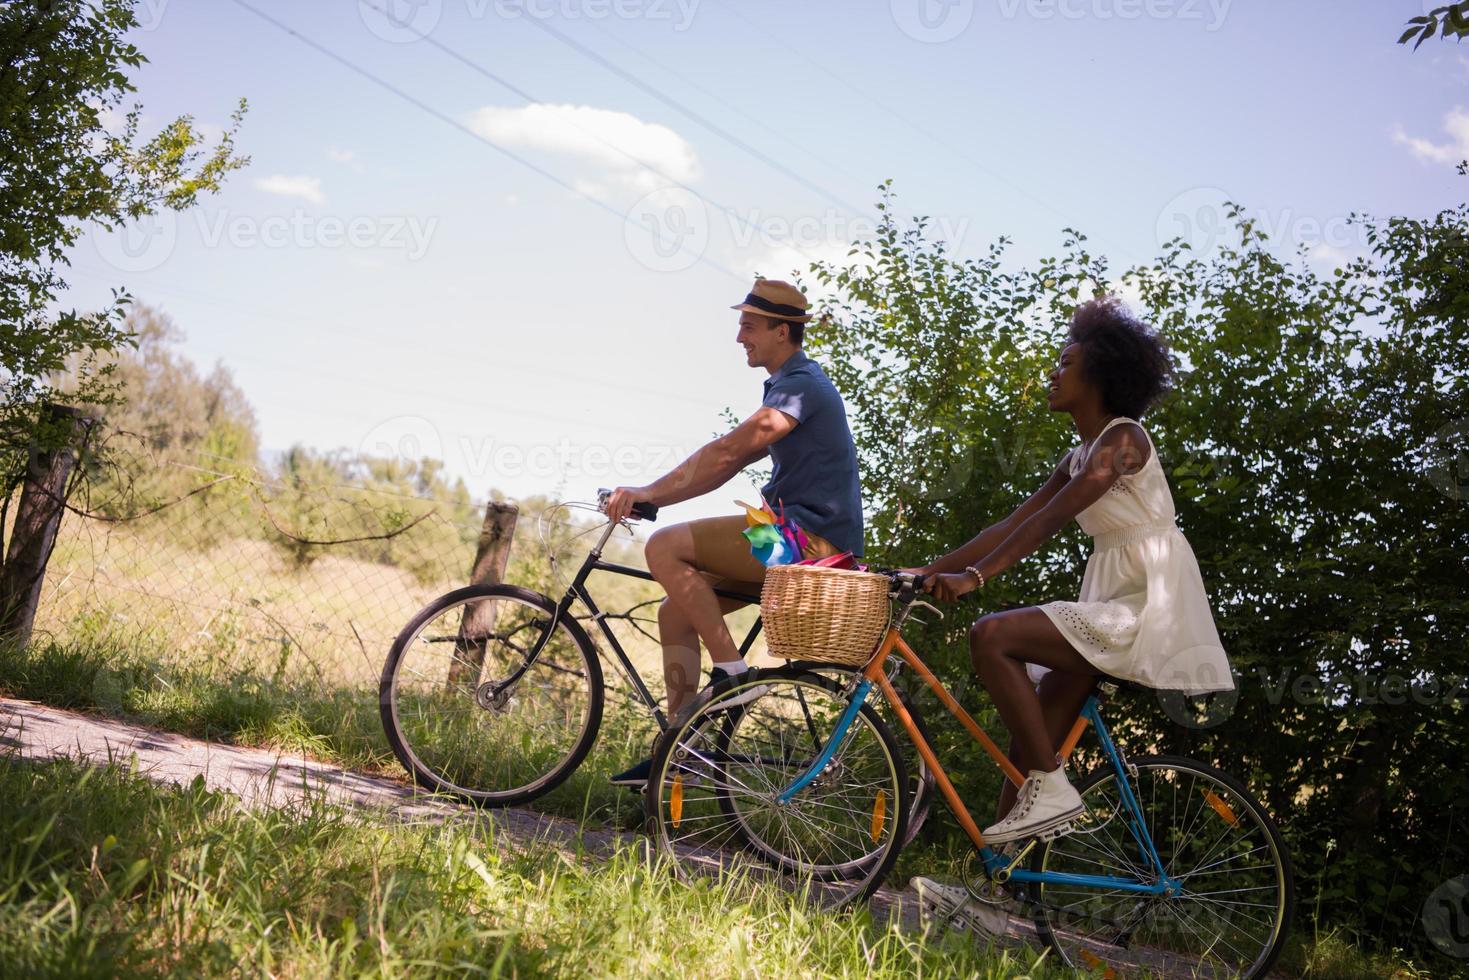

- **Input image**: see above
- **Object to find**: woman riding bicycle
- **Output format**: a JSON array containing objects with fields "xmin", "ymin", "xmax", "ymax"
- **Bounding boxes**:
[{"xmin": 911, "ymin": 296, "xmax": 1233, "ymax": 846}]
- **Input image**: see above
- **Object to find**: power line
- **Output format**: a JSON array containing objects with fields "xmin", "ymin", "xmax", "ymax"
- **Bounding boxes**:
[
  {"xmin": 226, "ymin": 0, "xmax": 744, "ymax": 282},
  {"xmin": 714, "ymin": 0, "xmax": 1146, "ymax": 266},
  {"xmin": 578, "ymin": 16, "xmax": 875, "ymax": 195},
  {"xmin": 516, "ymin": 13, "xmax": 875, "ymax": 222},
  {"xmin": 354, "ymin": 0, "xmax": 847, "ymax": 275},
  {"xmin": 59, "ymin": 263, "xmax": 718, "ymax": 443}
]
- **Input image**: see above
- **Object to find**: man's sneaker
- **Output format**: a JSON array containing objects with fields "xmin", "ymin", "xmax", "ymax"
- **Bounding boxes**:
[
  {"xmin": 609, "ymin": 757, "xmax": 652, "ymax": 788},
  {"xmin": 911, "ymin": 877, "xmax": 1010, "ymax": 937},
  {"xmin": 982, "ymin": 766, "xmax": 1084, "ymax": 844},
  {"xmin": 700, "ymin": 664, "xmax": 768, "ymax": 712}
]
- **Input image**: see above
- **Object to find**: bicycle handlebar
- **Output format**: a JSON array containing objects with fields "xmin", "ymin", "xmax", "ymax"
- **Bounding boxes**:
[
  {"xmin": 596, "ymin": 488, "xmax": 659, "ymax": 523},
  {"xmin": 871, "ymin": 567, "xmax": 926, "ymax": 600}
]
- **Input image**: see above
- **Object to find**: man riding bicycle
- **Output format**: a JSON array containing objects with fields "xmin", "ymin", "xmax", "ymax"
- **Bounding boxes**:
[{"xmin": 603, "ymin": 278, "xmax": 865, "ymax": 787}]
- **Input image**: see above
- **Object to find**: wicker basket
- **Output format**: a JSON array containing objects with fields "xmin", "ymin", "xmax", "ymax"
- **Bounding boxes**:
[{"xmin": 760, "ymin": 564, "xmax": 891, "ymax": 668}]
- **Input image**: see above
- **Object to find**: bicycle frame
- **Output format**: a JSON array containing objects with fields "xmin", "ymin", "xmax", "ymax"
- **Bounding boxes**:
[
  {"xmin": 777, "ymin": 626, "xmax": 1179, "ymax": 896},
  {"xmin": 499, "ymin": 519, "xmax": 763, "ymax": 731}
]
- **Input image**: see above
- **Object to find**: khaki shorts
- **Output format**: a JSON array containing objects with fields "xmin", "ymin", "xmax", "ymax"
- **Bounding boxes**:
[{"xmin": 687, "ymin": 514, "xmax": 841, "ymax": 611}]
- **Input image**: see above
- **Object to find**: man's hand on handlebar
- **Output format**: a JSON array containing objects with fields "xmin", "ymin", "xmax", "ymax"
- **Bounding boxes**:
[{"xmin": 603, "ymin": 486, "xmax": 655, "ymax": 524}]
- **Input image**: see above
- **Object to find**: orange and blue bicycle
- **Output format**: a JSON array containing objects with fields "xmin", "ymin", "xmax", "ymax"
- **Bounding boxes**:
[{"xmin": 646, "ymin": 569, "xmax": 1293, "ymax": 978}]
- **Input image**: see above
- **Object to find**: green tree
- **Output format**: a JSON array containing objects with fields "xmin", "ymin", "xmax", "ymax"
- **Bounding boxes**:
[
  {"xmin": 0, "ymin": 0, "xmax": 248, "ymax": 507},
  {"xmin": 804, "ymin": 187, "xmax": 1469, "ymax": 960},
  {"xmin": 1400, "ymin": 3, "xmax": 1469, "ymax": 48}
]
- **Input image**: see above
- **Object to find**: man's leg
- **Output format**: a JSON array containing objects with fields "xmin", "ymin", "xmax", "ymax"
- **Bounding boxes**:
[
  {"xmin": 645, "ymin": 516, "xmax": 766, "ymax": 673},
  {"xmin": 658, "ymin": 589, "xmax": 754, "ymax": 718}
]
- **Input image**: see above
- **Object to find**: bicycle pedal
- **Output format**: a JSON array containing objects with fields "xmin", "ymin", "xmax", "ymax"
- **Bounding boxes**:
[{"xmin": 1036, "ymin": 820, "xmax": 1075, "ymax": 842}]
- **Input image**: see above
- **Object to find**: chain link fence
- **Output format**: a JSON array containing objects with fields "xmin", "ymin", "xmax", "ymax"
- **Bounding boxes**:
[{"xmin": 30, "ymin": 447, "xmax": 670, "ymax": 700}]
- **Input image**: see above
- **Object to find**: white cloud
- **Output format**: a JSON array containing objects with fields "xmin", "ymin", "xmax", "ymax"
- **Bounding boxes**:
[
  {"xmin": 1308, "ymin": 242, "xmax": 1354, "ymax": 270},
  {"xmin": 328, "ymin": 147, "xmax": 355, "ymax": 164},
  {"xmin": 465, "ymin": 103, "xmax": 700, "ymax": 191},
  {"xmin": 735, "ymin": 239, "xmax": 860, "ymax": 283},
  {"xmin": 254, "ymin": 174, "xmax": 325, "ymax": 204},
  {"xmin": 1393, "ymin": 106, "xmax": 1469, "ymax": 165}
]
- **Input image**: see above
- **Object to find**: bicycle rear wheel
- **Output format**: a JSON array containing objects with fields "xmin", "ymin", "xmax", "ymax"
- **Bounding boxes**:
[
  {"xmin": 1029, "ymin": 755, "xmax": 1294, "ymax": 979},
  {"xmin": 645, "ymin": 668, "xmax": 908, "ymax": 908},
  {"xmin": 380, "ymin": 584, "xmax": 603, "ymax": 806}
]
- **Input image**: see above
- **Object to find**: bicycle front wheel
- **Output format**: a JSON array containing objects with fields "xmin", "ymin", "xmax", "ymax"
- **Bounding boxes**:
[
  {"xmin": 380, "ymin": 584, "xmax": 603, "ymax": 806},
  {"xmin": 645, "ymin": 668, "xmax": 908, "ymax": 909},
  {"xmin": 798, "ymin": 661, "xmax": 936, "ymax": 850},
  {"xmin": 1029, "ymin": 755, "xmax": 1294, "ymax": 979}
]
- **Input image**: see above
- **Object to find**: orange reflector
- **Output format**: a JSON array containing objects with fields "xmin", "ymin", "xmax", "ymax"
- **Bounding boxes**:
[
  {"xmin": 1078, "ymin": 948, "xmax": 1116, "ymax": 977},
  {"xmin": 670, "ymin": 775, "xmax": 684, "ymax": 828},
  {"xmin": 1204, "ymin": 790, "xmax": 1239, "ymax": 827},
  {"xmin": 870, "ymin": 789, "xmax": 887, "ymax": 842}
]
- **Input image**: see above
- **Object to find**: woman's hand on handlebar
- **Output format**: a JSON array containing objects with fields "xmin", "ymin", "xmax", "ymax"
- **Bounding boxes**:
[
  {"xmin": 925, "ymin": 570, "xmax": 980, "ymax": 603},
  {"xmin": 603, "ymin": 486, "xmax": 653, "ymax": 524}
]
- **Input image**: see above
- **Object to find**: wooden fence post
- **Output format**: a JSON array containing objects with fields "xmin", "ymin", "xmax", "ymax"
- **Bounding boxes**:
[
  {"xmin": 0, "ymin": 404, "xmax": 94, "ymax": 645},
  {"xmin": 447, "ymin": 500, "xmax": 519, "ymax": 688}
]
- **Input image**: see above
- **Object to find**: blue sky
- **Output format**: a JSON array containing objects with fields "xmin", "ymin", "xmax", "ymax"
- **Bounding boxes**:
[{"xmin": 59, "ymin": 0, "xmax": 1467, "ymax": 523}]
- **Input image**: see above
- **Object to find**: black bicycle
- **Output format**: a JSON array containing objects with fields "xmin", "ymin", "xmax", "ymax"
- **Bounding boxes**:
[{"xmin": 379, "ymin": 491, "xmax": 934, "ymax": 843}]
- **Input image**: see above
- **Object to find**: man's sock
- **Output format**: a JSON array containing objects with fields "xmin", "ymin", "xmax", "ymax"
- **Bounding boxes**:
[{"xmin": 716, "ymin": 658, "xmax": 750, "ymax": 677}]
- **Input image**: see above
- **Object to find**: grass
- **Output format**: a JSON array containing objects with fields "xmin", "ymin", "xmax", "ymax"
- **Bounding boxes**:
[
  {"xmin": 7, "ymin": 638, "xmax": 1461, "ymax": 978},
  {"xmin": 7, "ymin": 515, "xmax": 1457, "ymax": 976},
  {"xmin": 0, "ymin": 756, "xmax": 1067, "ymax": 978},
  {"xmin": 0, "ymin": 633, "xmax": 660, "ymax": 830}
]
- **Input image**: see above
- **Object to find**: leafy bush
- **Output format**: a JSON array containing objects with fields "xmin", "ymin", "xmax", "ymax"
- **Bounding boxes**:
[{"xmin": 804, "ymin": 186, "xmax": 1469, "ymax": 959}]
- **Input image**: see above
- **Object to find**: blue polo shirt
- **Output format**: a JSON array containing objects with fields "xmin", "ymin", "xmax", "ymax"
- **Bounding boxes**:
[{"xmin": 760, "ymin": 351, "xmax": 865, "ymax": 557}]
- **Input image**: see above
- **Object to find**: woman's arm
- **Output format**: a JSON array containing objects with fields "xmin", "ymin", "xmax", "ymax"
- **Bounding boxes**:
[
  {"xmin": 921, "ymin": 450, "xmax": 1075, "ymax": 576},
  {"xmin": 928, "ymin": 424, "xmax": 1150, "ymax": 600}
]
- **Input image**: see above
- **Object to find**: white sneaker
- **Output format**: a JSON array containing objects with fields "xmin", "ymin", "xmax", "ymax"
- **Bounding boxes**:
[
  {"xmin": 911, "ymin": 877, "xmax": 1010, "ymax": 937},
  {"xmin": 702, "ymin": 664, "xmax": 768, "ymax": 711},
  {"xmin": 983, "ymin": 766, "xmax": 1084, "ymax": 844}
]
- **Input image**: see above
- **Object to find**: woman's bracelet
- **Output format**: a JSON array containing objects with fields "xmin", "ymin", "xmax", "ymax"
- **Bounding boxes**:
[{"xmin": 964, "ymin": 565, "xmax": 986, "ymax": 589}]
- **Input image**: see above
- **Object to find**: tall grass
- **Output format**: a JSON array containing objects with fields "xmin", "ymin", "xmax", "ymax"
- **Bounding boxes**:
[{"xmin": 0, "ymin": 756, "xmax": 1064, "ymax": 978}]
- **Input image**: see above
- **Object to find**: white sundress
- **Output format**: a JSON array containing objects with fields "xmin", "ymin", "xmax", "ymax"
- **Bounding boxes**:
[{"xmin": 1035, "ymin": 417, "xmax": 1233, "ymax": 695}]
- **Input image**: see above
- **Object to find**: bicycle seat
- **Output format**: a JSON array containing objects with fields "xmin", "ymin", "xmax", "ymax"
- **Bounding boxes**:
[{"xmin": 1097, "ymin": 677, "xmax": 1147, "ymax": 698}]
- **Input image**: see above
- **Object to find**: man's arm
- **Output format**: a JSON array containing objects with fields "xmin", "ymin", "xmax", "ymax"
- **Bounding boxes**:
[{"xmin": 603, "ymin": 407, "xmax": 796, "ymax": 522}]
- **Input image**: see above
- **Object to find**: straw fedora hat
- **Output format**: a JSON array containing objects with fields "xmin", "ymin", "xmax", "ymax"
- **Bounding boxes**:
[{"xmin": 730, "ymin": 279, "xmax": 813, "ymax": 324}]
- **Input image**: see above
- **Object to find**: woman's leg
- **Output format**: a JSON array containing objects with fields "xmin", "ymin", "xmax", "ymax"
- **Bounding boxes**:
[
  {"xmin": 995, "ymin": 669, "xmax": 1097, "ymax": 820},
  {"xmin": 969, "ymin": 607, "xmax": 1101, "ymax": 777}
]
